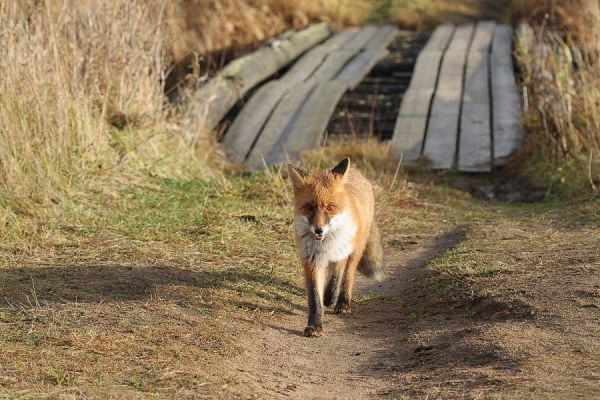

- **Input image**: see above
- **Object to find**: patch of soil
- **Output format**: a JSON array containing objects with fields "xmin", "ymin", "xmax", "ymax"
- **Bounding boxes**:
[
  {"xmin": 461, "ymin": 176, "xmax": 547, "ymax": 203},
  {"xmin": 421, "ymin": 171, "xmax": 548, "ymax": 203}
]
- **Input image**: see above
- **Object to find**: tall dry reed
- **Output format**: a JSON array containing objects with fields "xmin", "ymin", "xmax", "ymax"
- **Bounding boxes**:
[
  {"xmin": 165, "ymin": 0, "xmax": 370, "ymax": 61},
  {"xmin": 0, "ymin": 0, "xmax": 193, "ymax": 220},
  {"xmin": 513, "ymin": 1, "xmax": 600, "ymax": 192},
  {"xmin": 0, "ymin": 0, "xmax": 368, "ymax": 223}
]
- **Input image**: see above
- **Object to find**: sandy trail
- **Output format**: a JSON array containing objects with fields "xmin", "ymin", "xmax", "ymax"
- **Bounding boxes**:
[{"xmin": 225, "ymin": 228, "xmax": 466, "ymax": 399}]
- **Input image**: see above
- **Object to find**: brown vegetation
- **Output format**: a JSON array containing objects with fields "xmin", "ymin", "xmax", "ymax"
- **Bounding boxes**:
[
  {"xmin": 512, "ymin": 0, "xmax": 600, "ymax": 56},
  {"xmin": 388, "ymin": 0, "xmax": 512, "ymax": 31},
  {"xmin": 0, "ymin": 0, "xmax": 368, "ymax": 222},
  {"xmin": 165, "ymin": 0, "xmax": 369, "ymax": 61},
  {"xmin": 512, "ymin": 0, "xmax": 600, "ymax": 193},
  {"xmin": 2, "ymin": 0, "xmax": 600, "ymax": 397}
]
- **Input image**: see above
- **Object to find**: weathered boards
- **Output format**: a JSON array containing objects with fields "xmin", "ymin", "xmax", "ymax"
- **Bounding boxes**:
[
  {"xmin": 185, "ymin": 23, "xmax": 330, "ymax": 142},
  {"xmin": 423, "ymin": 24, "xmax": 474, "ymax": 170},
  {"xmin": 391, "ymin": 21, "xmax": 523, "ymax": 172},
  {"xmin": 458, "ymin": 21, "xmax": 495, "ymax": 172},
  {"xmin": 491, "ymin": 24, "xmax": 523, "ymax": 165},
  {"xmin": 391, "ymin": 24, "xmax": 455, "ymax": 161},
  {"xmin": 221, "ymin": 81, "xmax": 287, "ymax": 163},
  {"xmin": 222, "ymin": 24, "xmax": 398, "ymax": 168},
  {"xmin": 268, "ymin": 81, "xmax": 348, "ymax": 165},
  {"xmin": 245, "ymin": 80, "xmax": 317, "ymax": 169},
  {"xmin": 214, "ymin": 21, "xmax": 524, "ymax": 171},
  {"xmin": 284, "ymin": 28, "xmax": 359, "ymax": 86},
  {"xmin": 223, "ymin": 31, "xmax": 358, "ymax": 164}
]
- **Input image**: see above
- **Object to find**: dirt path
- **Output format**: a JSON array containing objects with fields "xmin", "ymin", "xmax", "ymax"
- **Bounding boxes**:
[
  {"xmin": 219, "ymin": 188, "xmax": 600, "ymax": 398},
  {"xmin": 224, "ymin": 228, "xmax": 467, "ymax": 398}
]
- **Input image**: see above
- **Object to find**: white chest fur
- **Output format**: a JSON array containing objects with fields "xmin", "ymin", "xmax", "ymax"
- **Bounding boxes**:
[{"xmin": 294, "ymin": 210, "xmax": 357, "ymax": 267}]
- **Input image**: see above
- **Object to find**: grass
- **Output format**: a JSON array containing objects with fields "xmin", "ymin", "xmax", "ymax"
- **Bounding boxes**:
[
  {"xmin": 0, "ymin": 141, "xmax": 411, "ymax": 397},
  {"xmin": 511, "ymin": 0, "xmax": 600, "ymax": 195},
  {"xmin": 367, "ymin": 0, "xmax": 513, "ymax": 30},
  {"xmin": 2, "ymin": 138, "xmax": 599, "ymax": 396},
  {"xmin": 0, "ymin": 0, "xmax": 208, "ymax": 225},
  {"xmin": 0, "ymin": 0, "xmax": 370, "ymax": 224},
  {"xmin": 1, "ymin": 174, "xmax": 293, "ymax": 397},
  {"xmin": 2, "ymin": 0, "xmax": 600, "ymax": 396},
  {"xmin": 165, "ymin": 0, "xmax": 372, "ymax": 60}
]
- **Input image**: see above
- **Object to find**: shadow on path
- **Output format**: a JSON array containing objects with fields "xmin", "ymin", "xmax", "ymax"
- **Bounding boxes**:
[{"xmin": 0, "ymin": 263, "xmax": 304, "ymax": 312}]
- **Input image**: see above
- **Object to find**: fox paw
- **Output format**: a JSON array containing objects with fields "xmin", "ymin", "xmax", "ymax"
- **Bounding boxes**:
[
  {"xmin": 334, "ymin": 302, "xmax": 352, "ymax": 314},
  {"xmin": 303, "ymin": 326, "xmax": 323, "ymax": 338}
]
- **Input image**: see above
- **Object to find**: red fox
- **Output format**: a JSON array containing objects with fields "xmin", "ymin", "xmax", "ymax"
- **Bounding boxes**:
[{"xmin": 288, "ymin": 157, "xmax": 384, "ymax": 337}]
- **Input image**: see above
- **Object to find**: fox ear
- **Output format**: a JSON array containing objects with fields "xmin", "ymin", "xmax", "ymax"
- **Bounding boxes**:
[
  {"xmin": 288, "ymin": 164, "xmax": 307, "ymax": 190},
  {"xmin": 331, "ymin": 157, "xmax": 350, "ymax": 183}
]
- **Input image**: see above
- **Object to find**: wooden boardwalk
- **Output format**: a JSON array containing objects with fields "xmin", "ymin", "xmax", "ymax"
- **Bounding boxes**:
[
  {"xmin": 214, "ymin": 22, "xmax": 522, "ymax": 171},
  {"xmin": 392, "ymin": 21, "xmax": 523, "ymax": 172},
  {"xmin": 223, "ymin": 25, "xmax": 396, "ymax": 169}
]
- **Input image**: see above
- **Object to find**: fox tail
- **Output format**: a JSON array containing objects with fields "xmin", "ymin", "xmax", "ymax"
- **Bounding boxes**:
[{"xmin": 357, "ymin": 222, "xmax": 384, "ymax": 281}]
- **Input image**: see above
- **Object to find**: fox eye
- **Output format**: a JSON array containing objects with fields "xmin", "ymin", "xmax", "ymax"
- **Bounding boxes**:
[
  {"xmin": 303, "ymin": 204, "xmax": 315, "ymax": 212},
  {"xmin": 326, "ymin": 204, "xmax": 335, "ymax": 211}
]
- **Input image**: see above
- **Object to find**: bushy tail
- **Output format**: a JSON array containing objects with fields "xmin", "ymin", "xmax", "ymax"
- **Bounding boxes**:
[{"xmin": 358, "ymin": 222, "xmax": 384, "ymax": 281}]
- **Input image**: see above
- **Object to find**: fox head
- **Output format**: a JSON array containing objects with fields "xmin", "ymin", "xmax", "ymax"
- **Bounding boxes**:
[{"xmin": 288, "ymin": 158, "xmax": 352, "ymax": 242}]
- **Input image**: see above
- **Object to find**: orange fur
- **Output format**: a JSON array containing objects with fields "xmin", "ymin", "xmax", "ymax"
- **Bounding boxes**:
[{"xmin": 288, "ymin": 158, "xmax": 383, "ymax": 337}]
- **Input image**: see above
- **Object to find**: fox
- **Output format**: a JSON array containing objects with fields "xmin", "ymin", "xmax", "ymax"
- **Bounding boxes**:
[{"xmin": 288, "ymin": 157, "xmax": 384, "ymax": 337}]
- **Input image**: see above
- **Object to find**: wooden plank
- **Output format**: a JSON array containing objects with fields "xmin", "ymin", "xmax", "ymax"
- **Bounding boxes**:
[
  {"xmin": 458, "ymin": 21, "xmax": 496, "ymax": 172},
  {"xmin": 185, "ymin": 23, "xmax": 330, "ymax": 141},
  {"xmin": 391, "ymin": 25, "xmax": 455, "ymax": 162},
  {"xmin": 283, "ymin": 47, "xmax": 329, "ymax": 86},
  {"xmin": 311, "ymin": 50, "xmax": 357, "ymax": 82},
  {"xmin": 335, "ymin": 48, "xmax": 389, "ymax": 89},
  {"xmin": 221, "ymin": 81, "xmax": 288, "ymax": 163},
  {"xmin": 405, "ymin": 51, "xmax": 445, "ymax": 90},
  {"xmin": 392, "ymin": 115, "xmax": 430, "ymax": 161},
  {"xmin": 335, "ymin": 26, "xmax": 397, "ymax": 89},
  {"xmin": 321, "ymin": 28, "xmax": 361, "ymax": 51},
  {"xmin": 284, "ymin": 28, "xmax": 359, "ymax": 86},
  {"xmin": 393, "ymin": 88, "xmax": 436, "ymax": 160},
  {"xmin": 407, "ymin": 25, "xmax": 455, "ymax": 90},
  {"xmin": 397, "ymin": 88, "xmax": 436, "ymax": 117},
  {"xmin": 365, "ymin": 25, "xmax": 397, "ymax": 51},
  {"xmin": 423, "ymin": 24, "xmax": 474, "ymax": 169},
  {"xmin": 469, "ymin": 20, "xmax": 496, "ymax": 52},
  {"xmin": 245, "ymin": 80, "xmax": 317, "ymax": 169},
  {"xmin": 268, "ymin": 81, "xmax": 348, "ymax": 164},
  {"xmin": 223, "ymin": 28, "xmax": 360, "ymax": 163},
  {"xmin": 392, "ymin": 80, "xmax": 440, "ymax": 161},
  {"xmin": 491, "ymin": 24, "xmax": 523, "ymax": 165},
  {"xmin": 422, "ymin": 23, "xmax": 455, "ymax": 52},
  {"xmin": 344, "ymin": 25, "xmax": 379, "ymax": 50}
]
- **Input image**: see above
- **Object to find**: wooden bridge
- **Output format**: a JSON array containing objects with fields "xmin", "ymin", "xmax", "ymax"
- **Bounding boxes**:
[{"xmin": 190, "ymin": 21, "xmax": 523, "ymax": 172}]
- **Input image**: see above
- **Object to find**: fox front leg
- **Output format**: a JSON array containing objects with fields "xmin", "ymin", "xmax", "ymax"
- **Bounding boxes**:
[
  {"xmin": 335, "ymin": 254, "xmax": 359, "ymax": 314},
  {"xmin": 304, "ymin": 263, "xmax": 326, "ymax": 337},
  {"xmin": 324, "ymin": 260, "xmax": 345, "ymax": 308}
]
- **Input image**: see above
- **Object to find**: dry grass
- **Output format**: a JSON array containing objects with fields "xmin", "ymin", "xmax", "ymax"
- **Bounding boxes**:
[
  {"xmin": 2, "ymin": 135, "xmax": 598, "ymax": 396},
  {"xmin": 512, "ymin": 1, "xmax": 600, "ymax": 193},
  {"xmin": 0, "ymin": 0, "xmax": 209, "ymax": 225},
  {"xmin": 510, "ymin": 0, "xmax": 600, "ymax": 55},
  {"xmin": 166, "ymin": 0, "xmax": 371, "ymax": 61},
  {"xmin": 0, "ymin": 138, "xmax": 417, "ymax": 397},
  {"xmin": 0, "ymin": 0, "xmax": 370, "ymax": 225},
  {"xmin": 382, "ymin": 0, "xmax": 512, "ymax": 31}
]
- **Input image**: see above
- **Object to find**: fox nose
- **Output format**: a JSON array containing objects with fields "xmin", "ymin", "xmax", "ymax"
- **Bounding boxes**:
[{"xmin": 314, "ymin": 227, "xmax": 323, "ymax": 235}]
